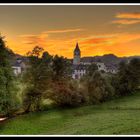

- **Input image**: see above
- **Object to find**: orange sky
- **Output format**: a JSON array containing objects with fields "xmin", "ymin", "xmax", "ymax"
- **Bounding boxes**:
[{"xmin": 0, "ymin": 5, "xmax": 140, "ymax": 58}]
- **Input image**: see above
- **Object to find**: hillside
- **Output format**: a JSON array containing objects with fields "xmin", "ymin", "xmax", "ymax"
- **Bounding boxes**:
[
  {"xmin": 81, "ymin": 54, "xmax": 140, "ymax": 65},
  {"xmin": 14, "ymin": 53, "xmax": 140, "ymax": 65},
  {"xmin": 0, "ymin": 90, "xmax": 140, "ymax": 135}
]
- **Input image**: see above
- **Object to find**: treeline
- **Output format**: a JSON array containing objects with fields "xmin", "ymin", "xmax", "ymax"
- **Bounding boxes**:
[
  {"xmin": 0, "ymin": 36, "xmax": 19, "ymax": 117},
  {"xmin": 0, "ymin": 36, "xmax": 140, "ymax": 117}
]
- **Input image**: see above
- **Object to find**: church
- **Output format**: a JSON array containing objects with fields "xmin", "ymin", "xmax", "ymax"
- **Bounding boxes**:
[
  {"xmin": 72, "ymin": 43, "xmax": 107, "ymax": 79},
  {"xmin": 72, "ymin": 43, "xmax": 87, "ymax": 79}
]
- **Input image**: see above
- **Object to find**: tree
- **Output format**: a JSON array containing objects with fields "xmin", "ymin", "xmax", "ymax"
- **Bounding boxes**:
[
  {"xmin": 87, "ymin": 71, "xmax": 114, "ymax": 104},
  {"xmin": 26, "ymin": 46, "xmax": 44, "ymax": 57},
  {"xmin": 117, "ymin": 59, "xmax": 140, "ymax": 96},
  {"xmin": 23, "ymin": 47, "xmax": 53, "ymax": 112},
  {"xmin": 0, "ymin": 36, "xmax": 19, "ymax": 116},
  {"xmin": 128, "ymin": 58, "xmax": 140, "ymax": 90},
  {"xmin": 48, "ymin": 79, "xmax": 86, "ymax": 107},
  {"xmin": 87, "ymin": 63, "xmax": 98, "ymax": 77},
  {"xmin": 48, "ymin": 55, "xmax": 86, "ymax": 107},
  {"xmin": 52, "ymin": 55, "xmax": 71, "ymax": 80},
  {"xmin": 116, "ymin": 61, "xmax": 129, "ymax": 95}
]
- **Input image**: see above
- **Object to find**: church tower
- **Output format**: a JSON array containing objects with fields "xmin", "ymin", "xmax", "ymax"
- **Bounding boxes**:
[{"xmin": 73, "ymin": 43, "xmax": 81, "ymax": 65}]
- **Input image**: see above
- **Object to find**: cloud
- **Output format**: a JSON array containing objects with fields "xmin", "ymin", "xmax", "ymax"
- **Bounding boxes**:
[
  {"xmin": 44, "ymin": 28, "xmax": 84, "ymax": 34},
  {"xmin": 20, "ymin": 33, "xmax": 49, "ymax": 45},
  {"xmin": 113, "ymin": 12, "xmax": 140, "ymax": 25},
  {"xmin": 19, "ymin": 31, "xmax": 83, "ymax": 57},
  {"xmin": 20, "ymin": 28, "xmax": 84, "ymax": 45},
  {"xmin": 113, "ymin": 33, "xmax": 140, "ymax": 44},
  {"xmin": 80, "ymin": 33, "xmax": 140, "ymax": 47},
  {"xmin": 81, "ymin": 37, "xmax": 111, "ymax": 45},
  {"xmin": 80, "ymin": 34, "xmax": 118, "ymax": 47},
  {"xmin": 78, "ymin": 33, "xmax": 140, "ymax": 57},
  {"xmin": 112, "ymin": 19, "xmax": 140, "ymax": 25},
  {"xmin": 20, "ymin": 32, "xmax": 140, "ymax": 50},
  {"xmin": 116, "ymin": 12, "xmax": 140, "ymax": 19}
]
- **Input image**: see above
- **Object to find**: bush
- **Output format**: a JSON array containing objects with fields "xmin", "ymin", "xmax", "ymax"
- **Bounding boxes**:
[
  {"xmin": 115, "ymin": 58, "xmax": 140, "ymax": 96},
  {"xmin": 22, "ymin": 47, "xmax": 53, "ymax": 113},
  {"xmin": 22, "ymin": 86, "xmax": 42, "ymax": 113},
  {"xmin": 48, "ymin": 80, "xmax": 86, "ymax": 107},
  {"xmin": 110, "ymin": 75, "xmax": 120, "ymax": 97},
  {"xmin": 87, "ymin": 71, "xmax": 114, "ymax": 104}
]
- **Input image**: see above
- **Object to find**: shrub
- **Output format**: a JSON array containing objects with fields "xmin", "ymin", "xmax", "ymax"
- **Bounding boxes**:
[
  {"xmin": 48, "ymin": 80, "xmax": 86, "ymax": 107},
  {"xmin": 115, "ymin": 58, "xmax": 140, "ymax": 96},
  {"xmin": 22, "ymin": 47, "xmax": 53, "ymax": 113},
  {"xmin": 22, "ymin": 86, "xmax": 42, "ymax": 113},
  {"xmin": 87, "ymin": 71, "xmax": 114, "ymax": 104}
]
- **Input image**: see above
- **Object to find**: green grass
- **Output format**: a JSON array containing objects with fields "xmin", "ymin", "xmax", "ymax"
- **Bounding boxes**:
[{"xmin": 0, "ymin": 91, "xmax": 140, "ymax": 135}]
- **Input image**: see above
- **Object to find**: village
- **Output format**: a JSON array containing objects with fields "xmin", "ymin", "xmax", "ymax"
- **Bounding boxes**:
[{"xmin": 11, "ymin": 43, "xmax": 118, "ymax": 79}]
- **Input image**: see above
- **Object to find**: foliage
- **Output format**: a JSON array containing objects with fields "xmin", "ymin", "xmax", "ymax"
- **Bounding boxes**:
[
  {"xmin": 48, "ymin": 55, "xmax": 87, "ymax": 107},
  {"xmin": 48, "ymin": 79, "xmax": 86, "ymax": 107},
  {"xmin": 26, "ymin": 46, "xmax": 44, "ymax": 57},
  {"xmin": 86, "ymin": 63, "xmax": 98, "ymax": 77},
  {"xmin": 52, "ymin": 55, "xmax": 71, "ymax": 80},
  {"xmin": 22, "ymin": 47, "xmax": 53, "ymax": 112},
  {"xmin": 0, "ymin": 36, "xmax": 19, "ymax": 116},
  {"xmin": 128, "ymin": 58, "xmax": 140, "ymax": 89},
  {"xmin": 22, "ymin": 86, "xmax": 42, "ymax": 112},
  {"xmin": 116, "ymin": 58, "xmax": 140, "ymax": 96},
  {"xmin": 87, "ymin": 71, "xmax": 114, "ymax": 104}
]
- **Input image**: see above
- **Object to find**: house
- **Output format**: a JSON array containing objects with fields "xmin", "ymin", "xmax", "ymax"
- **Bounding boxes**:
[
  {"xmin": 93, "ymin": 62, "xmax": 107, "ymax": 72},
  {"xmin": 12, "ymin": 57, "xmax": 28, "ymax": 76},
  {"xmin": 72, "ymin": 64, "xmax": 87, "ymax": 79},
  {"xmin": 105, "ymin": 64, "xmax": 118, "ymax": 74}
]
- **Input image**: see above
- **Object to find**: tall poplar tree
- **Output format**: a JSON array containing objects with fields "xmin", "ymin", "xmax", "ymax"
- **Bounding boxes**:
[{"xmin": 0, "ymin": 36, "xmax": 18, "ymax": 116}]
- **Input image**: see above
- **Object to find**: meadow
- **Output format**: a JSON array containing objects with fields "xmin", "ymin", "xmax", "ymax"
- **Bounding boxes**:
[{"xmin": 0, "ymin": 90, "xmax": 140, "ymax": 135}]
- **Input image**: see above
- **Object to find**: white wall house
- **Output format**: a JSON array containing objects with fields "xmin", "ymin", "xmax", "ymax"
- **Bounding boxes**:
[
  {"xmin": 72, "ymin": 69, "xmax": 86, "ymax": 79},
  {"xmin": 106, "ymin": 68, "xmax": 118, "ymax": 74},
  {"xmin": 93, "ymin": 62, "xmax": 107, "ymax": 72},
  {"xmin": 12, "ymin": 66, "xmax": 22, "ymax": 75},
  {"xmin": 12, "ymin": 58, "xmax": 27, "ymax": 76}
]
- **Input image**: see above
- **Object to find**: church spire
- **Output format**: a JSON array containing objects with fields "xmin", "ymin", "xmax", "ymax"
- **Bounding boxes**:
[
  {"xmin": 76, "ymin": 42, "xmax": 79, "ymax": 49},
  {"xmin": 73, "ymin": 42, "xmax": 81, "ymax": 65},
  {"xmin": 74, "ymin": 42, "xmax": 80, "ymax": 52}
]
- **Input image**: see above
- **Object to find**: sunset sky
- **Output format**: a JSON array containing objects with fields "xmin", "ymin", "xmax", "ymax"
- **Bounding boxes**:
[{"xmin": 0, "ymin": 5, "xmax": 140, "ymax": 58}]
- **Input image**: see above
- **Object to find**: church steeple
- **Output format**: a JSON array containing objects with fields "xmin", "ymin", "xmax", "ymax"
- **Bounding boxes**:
[
  {"xmin": 74, "ymin": 42, "xmax": 80, "ymax": 55},
  {"xmin": 73, "ymin": 42, "xmax": 81, "ymax": 65},
  {"xmin": 75, "ymin": 43, "xmax": 80, "ymax": 52}
]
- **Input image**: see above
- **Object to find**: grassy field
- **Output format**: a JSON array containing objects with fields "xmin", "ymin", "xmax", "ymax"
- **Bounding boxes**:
[{"xmin": 0, "ymin": 91, "xmax": 140, "ymax": 135}]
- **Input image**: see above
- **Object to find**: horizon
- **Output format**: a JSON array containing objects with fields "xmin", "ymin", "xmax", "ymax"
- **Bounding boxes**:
[
  {"xmin": 14, "ymin": 50, "xmax": 140, "ymax": 59},
  {"xmin": 1, "ymin": 5, "xmax": 140, "ymax": 58}
]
